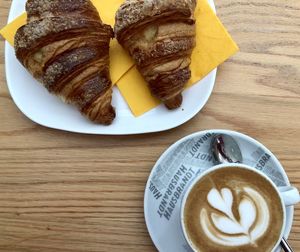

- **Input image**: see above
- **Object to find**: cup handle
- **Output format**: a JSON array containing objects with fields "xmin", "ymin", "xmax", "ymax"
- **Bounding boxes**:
[{"xmin": 278, "ymin": 186, "xmax": 300, "ymax": 207}]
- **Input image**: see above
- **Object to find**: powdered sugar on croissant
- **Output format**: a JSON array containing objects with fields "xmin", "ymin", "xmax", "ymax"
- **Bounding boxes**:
[{"xmin": 15, "ymin": 0, "xmax": 115, "ymax": 125}]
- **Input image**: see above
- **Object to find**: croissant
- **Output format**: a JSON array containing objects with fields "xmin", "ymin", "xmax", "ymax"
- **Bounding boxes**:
[
  {"xmin": 115, "ymin": 0, "xmax": 197, "ymax": 109},
  {"xmin": 14, "ymin": 0, "xmax": 115, "ymax": 125}
]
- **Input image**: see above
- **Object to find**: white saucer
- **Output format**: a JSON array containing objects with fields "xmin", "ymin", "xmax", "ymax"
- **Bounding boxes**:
[{"xmin": 144, "ymin": 130, "xmax": 294, "ymax": 252}]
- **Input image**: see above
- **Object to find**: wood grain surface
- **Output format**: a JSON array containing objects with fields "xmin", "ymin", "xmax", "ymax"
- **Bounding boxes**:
[{"xmin": 0, "ymin": 0, "xmax": 299, "ymax": 251}]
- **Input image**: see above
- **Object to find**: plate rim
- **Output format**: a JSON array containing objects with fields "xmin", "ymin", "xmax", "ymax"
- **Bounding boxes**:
[{"xmin": 144, "ymin": 129, "xmax": 294, "ymax": 252}]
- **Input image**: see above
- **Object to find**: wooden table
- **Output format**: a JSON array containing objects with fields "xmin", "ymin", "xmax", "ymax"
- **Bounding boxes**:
[{"xmin": 0, "ymin": 0, "xmax": 299, "ymax": 251}]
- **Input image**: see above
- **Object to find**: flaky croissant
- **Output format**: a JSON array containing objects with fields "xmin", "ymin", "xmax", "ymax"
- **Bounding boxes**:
[
  {"xmin": 115, "ymin": 0, "xmax": 197, "ymax": 109},
  {"xmin": 15, "ymin": 0, "xmax": 115, "ymax": 125}
]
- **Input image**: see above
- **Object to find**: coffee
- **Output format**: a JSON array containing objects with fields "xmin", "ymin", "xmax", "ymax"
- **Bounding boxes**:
[{"xmin": 183, "ymin": 167, "xmax": 284, "ymax": 252}]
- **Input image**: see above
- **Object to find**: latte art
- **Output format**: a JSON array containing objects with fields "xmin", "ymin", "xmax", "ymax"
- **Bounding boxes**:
[
  {"xmin": 201, "ymin": 187, "xmax": 270, "ymax": 247},
  {"xmin": 183, "ymin": 167, "xmax": 284, "ymax": 252}
]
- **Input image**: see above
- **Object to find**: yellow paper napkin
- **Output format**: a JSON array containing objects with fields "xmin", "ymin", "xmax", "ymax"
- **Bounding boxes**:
[
  {"xmin": 0, "ymin": 0, "xmax": 238, "ymax": 117},
  {"xmin": 117, "ymin": 0, "xmax": 239, "ymax": 116}
]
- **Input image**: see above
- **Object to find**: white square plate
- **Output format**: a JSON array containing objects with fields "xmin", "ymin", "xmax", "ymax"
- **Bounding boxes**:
[{"xmin": 5, "ymin": 0, "xmax": 216, "ymax": 135}]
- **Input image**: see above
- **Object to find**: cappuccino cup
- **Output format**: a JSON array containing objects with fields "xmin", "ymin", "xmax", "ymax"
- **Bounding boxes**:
[{"xmin": 181, "ymin": 164, "xmax": 300, "ymax": 252}]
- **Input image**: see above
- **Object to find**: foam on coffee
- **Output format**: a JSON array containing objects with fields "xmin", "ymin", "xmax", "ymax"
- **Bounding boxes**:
[{"xmin": 183, "ymin": 167, "xmax": 284, "ymax": 252}]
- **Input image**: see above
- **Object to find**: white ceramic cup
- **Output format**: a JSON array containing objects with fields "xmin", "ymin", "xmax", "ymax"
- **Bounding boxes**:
[{"xmin": 180, "ymin": 163, "xmax": 300, "ymax": 252}]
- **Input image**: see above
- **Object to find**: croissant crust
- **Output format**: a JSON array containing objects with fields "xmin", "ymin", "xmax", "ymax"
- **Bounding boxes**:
[
  {"xmin": 115, "ymin": 0, "xmax": 197, "ymax": 109},
  {"xmin": 15, "ymin": 0, "xmax": 115, "ymax": 125}
]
